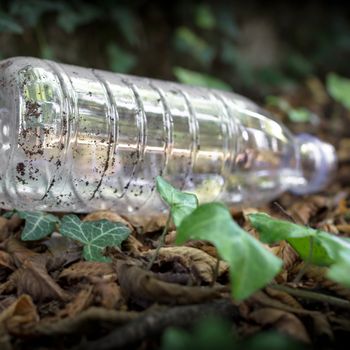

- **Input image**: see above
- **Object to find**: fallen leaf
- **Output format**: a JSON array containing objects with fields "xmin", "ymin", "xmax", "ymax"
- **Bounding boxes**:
[
  {"xmin": 59, "ymin": 261, "xmax": 115, "ymax": 281},
  {"xmin": 311, "ymin": 313, "xmax": 334, "ymax": 342},
  {"xmin": 35, "ymin": 307, "xmax": 138, "ymax": 336},
  {"xmin": 94, "ymin": 282, "xmax": 124, "ymax": 309},
  {"xmin": 0, "ymin": 294, "xmax": 39, "ymax": 347},
  {"xmin": 270, "ymin": 241, "xmax": 299, "ymax": 271},
  {"xmin": 57, "ymin": 286, "xmax": 94, "ymax": 318},
  {"xmin": 265, "ymin": 286, "xmax": 303, "ymax": 309},
  {"xmin": 115, "ymin": 260, "xmax": 222, "ymax": 305},
  {"xmin": 11, "ymin": 255, "xmax": 69, "ymax": 302},
  {"xmin": 142, "ymin": 246, "xmax": 228, "ymax": 284},
  {"xmin": 249, "ymin": 307, "xmax": 310, "ymax": 343}
]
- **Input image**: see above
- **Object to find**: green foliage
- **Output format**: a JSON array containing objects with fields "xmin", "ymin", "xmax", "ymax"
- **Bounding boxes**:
[
  {"xmin": 249, "ymin": 213, "xmax": 350, "ymax": 287},
  {"xmin": 107, "ymin": 43, "xmax": 137, "ymax": 74},
  {"xmin": 60, "ymin": 215, "xmax": 130, "ymax": 262},
  {"xmin": 174, "ymin": 27, "xmax": 215, "ymax": 67},
  {"xmin": 266, "ymin": 96, "xmax": 312, "ymax": 123},
  {"xmin": 161, "ymin": 317, "xmax": 235, "ymax": 350},
  {"xmin": 156, "ymin": 176, "xmax": 198, "ymax": 227},
  {"xmin": 173, "ymin": 67, "xmax": 232, "ymax": 91},
  {"xmin": 326, "ymin": 73, "xmax": 350, "ymax": 110},
  {"xmin": 0, "ymin": 12, "xmax": 23, "ymax": 33},
  {"xmin": 161, "ymin": 316, "xmax": 304, "ymax": 350},
  {"xmin": 17, "ymin": 211, "xmax": 59, "ymax": 241},
  {"xmin": 176, "ymin": 203, "xmax": 282, "ymax": 300},
  {"xmin": 194, "ymin": 5, "xmax": 216, "ymax": 30}
]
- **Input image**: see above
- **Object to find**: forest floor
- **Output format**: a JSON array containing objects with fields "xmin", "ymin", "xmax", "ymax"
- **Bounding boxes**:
[{"xmin": 1, "ymin": 78, "xmax": 350, "ymax": 350}]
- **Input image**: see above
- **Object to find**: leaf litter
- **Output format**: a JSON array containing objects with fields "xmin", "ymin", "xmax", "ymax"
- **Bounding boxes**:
[{"xmin": 1, "ymin": 86, "xmax": 350, "ymax": 349}]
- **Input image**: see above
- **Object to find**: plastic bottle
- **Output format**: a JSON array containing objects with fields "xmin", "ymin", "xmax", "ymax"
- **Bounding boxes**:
[{"xmin": 0, "ymin": 57, "xmax": 337, "ymax": 214}]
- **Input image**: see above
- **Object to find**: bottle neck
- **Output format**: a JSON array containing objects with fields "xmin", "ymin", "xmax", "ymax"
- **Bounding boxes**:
[{"xmin": 290, "ymin": 133, "xmax": 337, "ymax": 195}]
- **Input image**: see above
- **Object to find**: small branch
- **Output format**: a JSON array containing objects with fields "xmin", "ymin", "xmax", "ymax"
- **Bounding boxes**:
[
  {"xmin": 270, "ymin": 284, "xmax": 350, "ymax": 311},
  {"xmin": 147, "ymin": 211, "xmax": 172, "ymax": 270},
  {"xmin": 83, "ymin": 299, "xmax": 239, "ymax": 350},
  {"xmin": 273, "ymin": 202, "xmax": 297, "ymax": 223}
]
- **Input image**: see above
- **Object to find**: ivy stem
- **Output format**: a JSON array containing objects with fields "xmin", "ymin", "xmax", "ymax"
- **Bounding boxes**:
[
  {"xmin": 147, "ymin": 211, "xmax": 172, "ymax": 270},
  {"xmin": 211, "ymin": 258, "xmax": 221, "ymax": 286},
  {"xmin": 293, "ymin": 236, "xmax": 314, "ymax": 283}
]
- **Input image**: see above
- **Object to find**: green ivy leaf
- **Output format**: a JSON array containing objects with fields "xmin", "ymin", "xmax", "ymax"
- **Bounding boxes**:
[
  {"xmin": 173, "ymin": 67, "xmax": 232, "ymax": 91},
  {"xmin": 156, "ymin": 176, "xmax": 198, "ymax": 227},
  {"xmin": 18, "ymin": 211, "xmax": 60, "ymax": 241},
  {"xmin": 326, "ymin": 73, "xmax": 350, "ymax": 110},
  {"xmin": 60, "ymin": 215, "xmax": 130, "ymax": 262},
  {"xmin": 249, "ymin": 212, "xmax": 350, "ymax": 286},
  {"xmin": 176, "ymin": 203, "xmax": 282, "ymax": 300}
]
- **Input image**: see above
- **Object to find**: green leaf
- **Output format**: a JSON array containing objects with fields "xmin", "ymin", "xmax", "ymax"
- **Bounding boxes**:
[
  {"xmin": 287, "ymin": 108, "xmax": 312, "ymax": 123},
  {"xmin": 60, "ymin": 215, "xmax": 130, "ymax": 262},
  {"xmin": 107, "ymin": 43, "xmax": 137, "ymax": 73},
  {"xmin": 195, "ymin": 5, "xmax": 216, "ymax": 30},
  {"xmin": 174, "ymin": 27, "xmax": 215, "ymax": 67},
  {"xmin": 249, "ymin": 213, "xmax": 350, "ymax": 286},
  {"xmin": 326, "ymin": 73, "xmax": 350, "ymax": 110},
  {"xmin": 156, "ymin": 176, "xmax": 198, "ymax": 227},
  {"xmin": 249, "ymin": 213, "xmax": 333, "ymax": 265},
  {"xmin": 176, "ymin": 203, "xmax": 282, "ymax": 300},
  {"xmin": 18, "ymin": 211, "xmax": 60, "ymax": 241},
  {"xmin": 173, "ymin": 67, "xmax": 232, "ymax": 91}
]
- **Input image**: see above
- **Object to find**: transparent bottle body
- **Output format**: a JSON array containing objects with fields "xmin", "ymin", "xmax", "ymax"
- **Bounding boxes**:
[{"xmin": 0, "ymin": 57, "xmax": 336, "ymax": 214}]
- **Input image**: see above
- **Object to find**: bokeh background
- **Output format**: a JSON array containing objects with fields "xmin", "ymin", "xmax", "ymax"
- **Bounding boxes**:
[{"xmin": 1, "ymin": 0, "xmax": 350, "ymax": 137}]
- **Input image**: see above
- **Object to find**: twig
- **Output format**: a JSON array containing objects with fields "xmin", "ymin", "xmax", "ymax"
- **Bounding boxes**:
[
  {"xmin": 270, "ymin": 284, "xmax": 350, "ymax": 311},
  {"xmin": 273, "ymin": 201, "xmax": 297, "ymax": 223},
  {"xmin": 83, "ymin": 299, "xmax": 239, "ymax": 350},
  {"xmin": 147, "ymin": 211, "xmax": 172, "ymax": 270}
]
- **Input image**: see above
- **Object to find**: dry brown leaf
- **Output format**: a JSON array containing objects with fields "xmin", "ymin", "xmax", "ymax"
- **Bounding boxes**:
[
  {"xmin": 5, "ymin": 238, "xmax": 38, "ymax": 266},
  {"xmin": 57, "ymin": 285, "xmax": 94, "ymax": 318},
  {"xmin": 270, "ymin": 241, "xmax": 299, "ymax": 271},
  {"xmin": 249, "ymin": 307, "xmax": 310, "ymax": 343},
  {"xmin": 292, "ymin": 263, "xmax": 350, "ymax": 301},
  {"xmin": 0, "ymin": 294, "xmax": 39, "ymax": 347},
  {"xmin": 182, "ymin": 241, "xmax": 218, "ymax": 258},
  {"xmin": 84, "ymin": 211, "xmax": 133, "ymax": 231},
  {"xmin": 142, "ymin": 246, "xmax": 228, "ymax": 284},
  {"xmin": 36, "ymin": 307, "xmax": 139, "ymax": 336},
  {"xmin": 11, "ymin": 255, "xmax": 69, "ymax": 302},
  {"xmin": 289, "ymin": 196, "xmax": 327, "ymax": 224},
  {"xmin": 335, "ymin": 224, "xmax": 350, "ymax": 235},
  {"xmin": 115, "ymin": 260, "xmax": 222, "ymax": 305},
  {"xmin": 59, "ymin": 261, "xmax": 115, "ymax": 281},
  {"xmin": 122, "ymin": 234, "xmax": 144, "ymax": 255},
  {"xmin": 124, "ymin": 212, "xmax": 174, "ymax": 234},
  {"xmin": 94, "ymin": 282, "xmax": 124, "ymax": 309},
  {"xmin": 311, "ymin": 313, "xmax": 334, "ymax": 342},
  {"xmin": 265, "ymin": 286, "xmax": 303, "ymax": 309}
]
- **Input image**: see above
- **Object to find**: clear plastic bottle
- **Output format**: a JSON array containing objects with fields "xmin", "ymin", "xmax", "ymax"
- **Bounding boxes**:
[{"xmin": 0, "ymin": 57, "xmax": 337, "ymax": 214}]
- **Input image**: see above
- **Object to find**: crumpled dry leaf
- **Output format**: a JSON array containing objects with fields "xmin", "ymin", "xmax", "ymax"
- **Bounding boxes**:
[
  {"xmin": 270, "ymin": 241, "xmax": 299, "ymax": 272},
  {"xmin": 123, "ymin": 212, "xmax": 174, "ymax": 234},
  {"xmin": 292, "ymin": 263, "xmax": 350, "ymax": 301},
  {"xmin": 115, "ymin": 260, "xmax": 222, "ymax": 305},
  {"xmin": 44, "ymin": 233, "xmax": 82, "ymax": 271},
  {"xmin": 84, "ymin": 211, "xmax": 133, "ymax": 232},
  {"xmin": 0, "ymin": 294, "xmax": 39, "ymax": 348},
  {"xmin": 311, "ymin": 312, "xmax": 334, "ymax": 342},
  {"xmin": 289, "ymin": 196, "xmax": 327, "ymax": 225},
  {"xmin": 93, "ymin": 282, "xmax": 124, "ymax": 309},
  {"xmin": 0, "ymin": 251, "xmax": 14, "ymax": 281},
  {"xmin": 265, "ymin": 286, "xmax": 303, "ymax": 309},
  {"xmin": 59, "ymin": 261, "xmax": 115, "ymax": 281},
  {"xmin": 142, "ymin": 246, "xmax": 228, "ymax": 284},
  {"xmin": 36, "ymin": 307, "xmax": 138, "ymax": 336},
  {"xmin": 5, "ymin": 238, "xmax": 37, "ymax": 266},
  {"xmin": 10, "ymin": 255, "xmax": 69, "ymax": 302},
  {"xmin": 249, "ymin": 307, "xmax": 310, "ymax": 343},
  {"xmin": 57, "ymin": 285, "xmax": 94, "ymax": 318}
]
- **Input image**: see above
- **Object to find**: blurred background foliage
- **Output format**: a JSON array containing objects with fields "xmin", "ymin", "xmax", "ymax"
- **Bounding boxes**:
[{"xmin": 1, "ymin": 0, "xmax": 350, "ymax": 102}]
